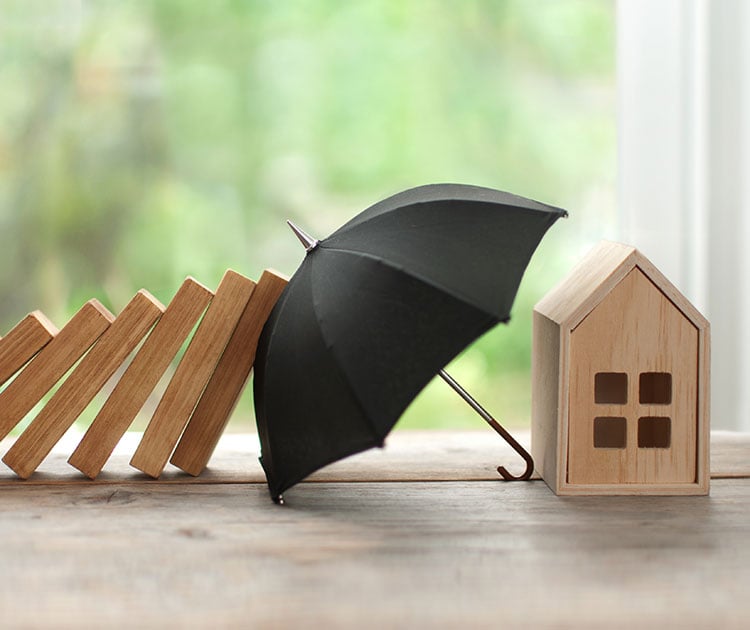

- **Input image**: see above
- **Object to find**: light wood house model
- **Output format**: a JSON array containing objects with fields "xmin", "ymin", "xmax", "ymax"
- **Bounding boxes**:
[{"xmin": 532, "ymin": 241, "xmax": 710, "ymax": 495}]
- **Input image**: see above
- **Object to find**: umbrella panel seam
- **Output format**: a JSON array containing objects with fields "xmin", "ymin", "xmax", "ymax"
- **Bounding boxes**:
[
  {"xmin": 308, "ymin": 248, "xmax": 502, "ymax": 441},
  {"xmin": 317, "ymin": 244, "xmax": 502, "ymax": 321}
]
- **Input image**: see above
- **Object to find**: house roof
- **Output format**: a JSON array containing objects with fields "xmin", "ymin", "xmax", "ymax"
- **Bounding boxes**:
[{"xmin": 534, "ymin": 240, "xmax": 709, "ymax": 332}]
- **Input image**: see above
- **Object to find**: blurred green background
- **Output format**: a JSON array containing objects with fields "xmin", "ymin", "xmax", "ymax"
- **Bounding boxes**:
[{"xmin": 0, "ymin": 0, "xmax": 615, "ymax": 433}]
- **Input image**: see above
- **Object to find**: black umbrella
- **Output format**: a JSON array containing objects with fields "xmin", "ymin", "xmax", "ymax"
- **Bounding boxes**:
[{"xmin": 254, "ymin": 183, "xmax": 567, "ymax": 502}]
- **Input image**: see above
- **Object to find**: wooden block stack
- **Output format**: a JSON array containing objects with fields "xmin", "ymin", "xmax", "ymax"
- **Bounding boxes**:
[{"xmin": 0, "ymin": 269, "xmax": 287, "ymax": 480}]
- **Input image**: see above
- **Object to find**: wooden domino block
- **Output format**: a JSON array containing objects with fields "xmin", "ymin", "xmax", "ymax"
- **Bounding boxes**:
[
  {"xmin": 129, "ymin": 270, "xmax": 256, "ymax": 478},
  {"xmin": 0, "ymin": 311, "xmax": 59, "ymax": 388},
  {"xmin": 3, "ymin": 291, "xmax": 164, "ymax": 479},
  {"xmin": 170, "ymin": 270, "xmax": 288, "ymax": 476},
  {"xmin": 0, "ymin": 300, "xmax": 114, "ymax": 442},
  {"xmin": 68, "ymin": 278, "xmax": 213, "ymax": 479}
]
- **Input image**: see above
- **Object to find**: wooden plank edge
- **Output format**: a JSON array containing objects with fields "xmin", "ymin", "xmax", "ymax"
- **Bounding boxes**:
[
  {"xmin": 129, "ymin": 270, "xmax": 256, "ymax": 478},
  {"xmin": 68, "ymin": 277, "xmax": 214, "ymax": 479},
  {"xmin": 170, "ymin": 269, "xmax": 288, "ymax": 475}
]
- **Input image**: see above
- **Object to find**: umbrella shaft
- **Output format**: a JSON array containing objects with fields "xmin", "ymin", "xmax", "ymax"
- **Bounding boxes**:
[
  {"xmin": 438, "ymin": 369, "xmax": 528, "ymax": 457},
  {"xmin": 438, "ymin": 369, "xmax": 497, "ymax": 427}
]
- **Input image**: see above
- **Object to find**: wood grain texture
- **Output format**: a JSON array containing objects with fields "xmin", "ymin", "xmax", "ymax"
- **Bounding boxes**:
[
  {"xmin": 3, "ymin": 291, "xmax": 164, "ymax": 479},
  {"xmin": 531, "ymin": 310, "xmax": 561, "ymax": 491},
  {"xmin": 170, "ymin": 270, "xmax": 288, "ymax": 476},
  {"xmin": 0, "ymin": 430, "xmax": 746, "ymax": 486},
  {"xmin": 0, "ymin": 300, "xmax": 114, "ymax": 442},
  {"xmin": 567, "ymin": 268, "xmax": 700, "ymax": 486},
  {"xmin": 0, "ymin": 311, "xmax": 58, "ymax": 387},
  {"xmin": 534, "ymin": 240, "xmax": 635, "ymax": 326},
  {"xmin": 697, "ymin": 311, "xmax": 712, "ymax": 491},
  {"xmin": 535, "ymin": 240, "xmax": 708, "ymax": 334},
  {"xmin": 0, "ymin": 476, "xmax": 748, "ymax": 628},
  {"xmin": 68, "ymin": 278, "xmax": 213, "ymax": 479},
  {"xmin": 532, "ymin": 241, "xmax": 710, "ymax": 495},
  {"xmin": 130, "ymin": 270, "xmax": 256, "ymax": 478}
]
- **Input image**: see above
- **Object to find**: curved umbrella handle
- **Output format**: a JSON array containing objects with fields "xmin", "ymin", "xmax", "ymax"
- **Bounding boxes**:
[{"xmin": 438, "ymin": 370, "xmax": 534, "ymax": 481}]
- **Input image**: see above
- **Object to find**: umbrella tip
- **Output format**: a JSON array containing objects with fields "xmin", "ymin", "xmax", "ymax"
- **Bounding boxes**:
[
  {"xmin": 272, "ymin": 494, "xmax": 285, "ymax": 505},
  {"xmin": 287, "ymin": 220, "xmax": 320, "ymax": 253}
]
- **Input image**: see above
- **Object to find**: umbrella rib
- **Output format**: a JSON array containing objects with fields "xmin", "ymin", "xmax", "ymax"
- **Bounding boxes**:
[
  {"xmin": 308, "ymin": 247, "xmax": 502, "ymax": 445},
  {"xmin": 326, "ymin": 185, "xmax": 567, "ymax": 242},
  {"xmin": 318, "ymin": 244, "xmax": 502, "ymax": 321},
  {"xmin": 306, "ymin": 271, "xmax": 386, "ymax": 445}
]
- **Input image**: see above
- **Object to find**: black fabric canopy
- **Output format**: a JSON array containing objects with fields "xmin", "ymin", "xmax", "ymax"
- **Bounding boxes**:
[{"xmin": 254, "ymin": 183, "xmax": 567, "ymax": 500}]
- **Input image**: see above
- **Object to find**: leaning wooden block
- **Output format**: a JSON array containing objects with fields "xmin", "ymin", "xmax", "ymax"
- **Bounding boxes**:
[
  {"xmin": 68, "ymin": 277, "xmax": 213, "ymax": 479},
  {"xmin": 171, "ymin": 270, "xmax": 288, "ymax": 476},
  {"xmin": 0, "ymin": 300, "xmax": 114, "ymax": 442},
  {"xmin": 3, "ymin": 291, "xmax": 164, "ymax": 479},
  {"xmin": 130, "ymin": 270, "xmax": 256, "ymax": 478},
  {"xmin": 0, "ymin": 311, "xmax": 59, "ymax": 388}
]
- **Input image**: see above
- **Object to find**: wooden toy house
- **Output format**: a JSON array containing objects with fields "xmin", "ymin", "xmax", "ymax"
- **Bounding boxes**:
[{"xmin": 532, "ymin": 241, "xmax": 710, "ymax": 495}]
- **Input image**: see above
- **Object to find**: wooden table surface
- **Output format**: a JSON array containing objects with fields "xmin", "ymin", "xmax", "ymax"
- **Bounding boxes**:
[{"xmin": 1, "ymin": 430, "xmax": 749, "ymax": 629}]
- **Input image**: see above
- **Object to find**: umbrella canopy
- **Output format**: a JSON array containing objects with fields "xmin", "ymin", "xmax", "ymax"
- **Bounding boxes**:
[{"xmin": 254, "ymin": 183, "xmax": 567, "ymax": 501}]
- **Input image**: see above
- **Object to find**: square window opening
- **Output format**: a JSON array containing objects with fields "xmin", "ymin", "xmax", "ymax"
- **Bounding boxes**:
[
  {"xmin": 638, "ymin": 416, "xmax": 671, "ymax": 448},
  {"xmin": 639, "ymin": 372, "xmax": 672, "ymax": 404},
  {"xmin": 593, "ymin": 416, "xmax": 627, "ymax": 448},
  {"xmin": 594, "ymin": 372, "xmax": 628, "ymax": 404}
]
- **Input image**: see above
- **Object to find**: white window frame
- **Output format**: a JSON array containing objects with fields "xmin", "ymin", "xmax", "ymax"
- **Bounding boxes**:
[{"xmin": 617, "ymin": 0, "xmax": 750, "ymax": 431}]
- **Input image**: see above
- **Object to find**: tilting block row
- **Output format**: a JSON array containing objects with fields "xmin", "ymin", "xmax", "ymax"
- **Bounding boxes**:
[{"xmin": 0, "ymin": 269, "xmax": 288, "ymax": 480}]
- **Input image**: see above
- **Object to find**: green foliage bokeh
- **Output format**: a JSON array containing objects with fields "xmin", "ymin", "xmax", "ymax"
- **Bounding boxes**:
[{"xmin": 0, "ymin": 0, "xmax": 615, "ymax": 431}]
